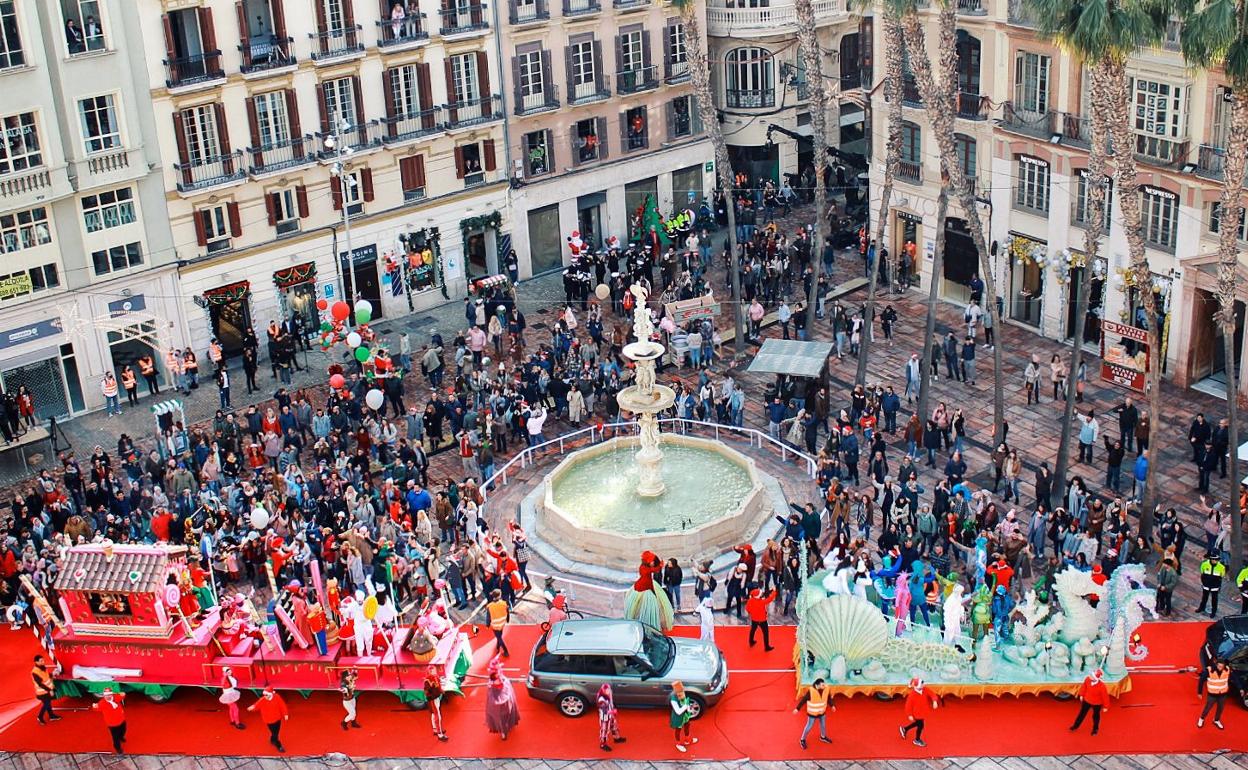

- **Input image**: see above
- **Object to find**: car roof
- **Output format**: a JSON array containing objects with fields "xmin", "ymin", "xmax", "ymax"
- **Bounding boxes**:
[{"xmin": 545, "ymin": 619, "xmax": 644, "ymax": 655}]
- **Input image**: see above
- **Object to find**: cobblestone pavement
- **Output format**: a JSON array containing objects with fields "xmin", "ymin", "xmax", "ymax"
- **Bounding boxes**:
[{"xmin": 1, "ymin": 751, "xmax": 1244, "ymax": 770}]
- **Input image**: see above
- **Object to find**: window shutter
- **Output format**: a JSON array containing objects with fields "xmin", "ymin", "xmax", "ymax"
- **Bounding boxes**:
[
  {"xmin": 445, "ymin": 58, "xmax": 458, "ymax": 125},
  {"xmin": 417, "ymin": 63, "xmax": 435, "ymax": 128},
  {"xmin": 296, "ymin": 184, "xmax": 309, "ymax": 217},
  {"xmin": 342, "ymin": 0, "xmax": 355, "ymax": 28},
  {"xmin": 318, "ymin": 83, "xmax": 330, "ymax": 133},
  {"xmin": 1039, "ymin": 56, "xmax": 1050, "ymax": 113},
  {"xmin": 593, "ymin": 40, "xmax": 604, "ymax": 92},
  {"xmin": 246, "ymin": 97, "xmax": 262, "ymax": 166},
  {"xmin": 314, "ymin": 0, "xmax": 326, "ymax": 30},
  {"xmin": 483, "ymin": 139, "xmax": 497, "ymax": 171},
  {"xmin": 194, "ymin": 210, "xmax": 208, "ymax": 246},
  {"xmin": 541, "ymin": 49, "xmax": 553, "ymax": 101},
  {"xmin": 477, "ymin": 51, "xmax": 491, "ymax": 114},
  {"xmin": 361, "ymin": 168, "xmax": 374, "ymax": 201},
  {"xmin": 383, "ymin": 68, "xmax": 397, "ymax": 137},
  {"xmin": 399, "ymin": 155, "xmax": 416, "ymax": 191},
  {"xmin": 285, "ymin": 88, "xmax": 302, "ymax": 140},
  {"xmin": 564, "ymin": 44, "xmax": 575, "ymax": 96},
  {"xmin": 614, "ymin": 34, "xmax": 623, "ymax": 76},
  {"xmin": 545, "ymin": 129, "xmax": 554, "ymax": 170},
  {"xmin": 172, "ymin": 111, "xmax": 189, "ymax": 165},
  {"xmin": 1013, "ymin": 53, "xmax": 1023, "ymax": 105},
  {"xmin": 162, "ymin": 15, "xmax": 179, "ymax": 84},
  {"xmin": 199, "ymin": 7, "xmax": 218, "ymax": 51},
  {"xmin": 454, "ymin": 144, "xmax": 465, "ymax": 178},
  {"xmin": 266, "ymin": 192, "xmax": 277, "ymax": 226},
  {"xmin": 642, "ymin": 29, "xmax": 652, "ymax": 74},
  {"xmin": 272, "ymin": 0, "xmax": 288, "ymax": 39},
  {"xmin": 331, "ymin": 177, "xmax": 343, "ymax": 210},
  {"xmin": 351, "ymin": 75, "xmax": 365, "ymax": 127},
  {"xmin": 214, "ymin": 103, "xmax": 231, "ymax": 155},
  {"xmin": 414, "ymin": 154, "xmax": 426, "ymax": 187},
  {"xmin": 471, "ymin": 1, "xmax": 483, "ymax": 25},
  {"xmin": 596, "ymin": 116, "xmax": 608, "ymax": 159},
  {"xmin": 227, "ymin": 202, "xmax": 242, "ymax": 237},
  {"xmin": 663, "ymin": 24, "xmax": 672, "ymax": 78},
  {"xmin": 236, "ymin": 1, "xmax": 252, "ymax": 68},
  {"xmin": 512, "ymin": 55, "xmax": 524, "ymax": 112},
  {"xmin": 666, "ymin": 100, "xmax": 674, "ymax": 141},
  {"xmin": 619, "ymin": 111, "xmax": 628, "ymax": 149}
]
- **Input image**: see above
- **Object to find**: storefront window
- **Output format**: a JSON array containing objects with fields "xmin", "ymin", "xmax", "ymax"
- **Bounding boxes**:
[
  {"xmin": 528, "ymin": 204, "xmax": 562, "ymax": 274},
  {"xmin": 1008, "ymin": 235, "xmax": 1044, "ymax": 327},
  {"xmin": 398, "ymin": 228, "xmax": 442, "ymax": 294},
  {"xmin": 671, "ymin": 165, "xmax": 702, "ymax": 209}
]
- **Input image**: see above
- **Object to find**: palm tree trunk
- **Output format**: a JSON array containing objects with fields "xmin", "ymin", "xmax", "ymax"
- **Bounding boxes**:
[
  {"xmin": 918, "ymin": 183, "xmax": 948, "ymax": 421},
  {"xmin": 795, "ymin": 0, "xmax": 833, "ymax": 334},
  {"xmin": 1216, "ymin": 91, "xmax": 1248, "ymax": 574},
  {"xmin": 901, "ymin": 8, "xmax": 1005, "ymax": 438},
  {"xmin": 1055, "ymin": 62, "xmax": 1110, "ymax": 492},
  {"xmin": 857, "ymin": 10, "xmax": 904, "ymax": 386},
  {"xmin": 1104, "ymin": 57, "xmax": 1163, "ymax": 537},
  {"xmin": 677, "ymin": 6, "xmax": 745, "ymax": 355}
]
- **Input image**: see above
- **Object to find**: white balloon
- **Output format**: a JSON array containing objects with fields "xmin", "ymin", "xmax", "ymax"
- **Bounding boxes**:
[
  {"xmin": 346, "ymin": 331, "xmax": 363, "ymax": 348},
  {"xmin": 354, "ymin": 299, "xmax": 373, "ymax": 316},
  {"xmin": 249, "ymin": 505, "xmax": 269, "ymax": 530},
  {"xmin": 365, "ymin": 388, "xmax": 385, "ymax": 410}
]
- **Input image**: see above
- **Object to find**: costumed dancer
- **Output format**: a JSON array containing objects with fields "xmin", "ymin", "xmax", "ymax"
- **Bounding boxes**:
[
  {"xmin": 596, "ymin": 683, "xmax": 626, "ymax": 751},
  {"xmin": 623, "ymin": 551, "xmax": 674, "ymax": 631},
  {"xmin": 899, "ymin": 677, "xmax": 939, "ymax": 748},
  {"xmin": 484, "ymin": 655, "xmax": 520, "ymax": 740},
  {"xmin": 669, "ymin": 681, "xmax": 698, "ymax": 752},
  {"xmin": 340, "ymin": 668, "xmax": 361, "ymax": 730},
  {"xmin": 220, "ymin": 666, "xmax": 245, "ymax": 729},
  {"xmin": 942, "ymin": 584, "xmax": 967, "ymax": 646},
  {"xmin": 424, "ymin": 665, "xmax": 449, "ymax": 741},
  {"xmin": 1069, "ymin": 668, "xmax": 1109, "ymax": 736},
  {"xmin": 697, "ymin": 595, "xmax": 715, "ymax": 643},
  {"xmin": 92, "ymin": 688, "xmax": 127, "ymax": 754},
  {"xmin": 247, "ymin": 686, "xmax": 289, "ymax": 753}
]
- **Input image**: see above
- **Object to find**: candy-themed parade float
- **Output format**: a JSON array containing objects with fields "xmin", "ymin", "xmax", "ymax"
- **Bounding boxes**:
[
  {"xmin": 36, "ymin": 542, "xmax": 472, "ymax": 707},
  {"xmin": 794, "ymin": 554, "xmax": 1158, "ymax": 698}
]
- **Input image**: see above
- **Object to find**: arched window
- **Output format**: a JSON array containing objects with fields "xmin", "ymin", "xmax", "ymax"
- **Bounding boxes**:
[{"xmin": 725, "ymin": 47, "xmax": 774, "ymax": 108}]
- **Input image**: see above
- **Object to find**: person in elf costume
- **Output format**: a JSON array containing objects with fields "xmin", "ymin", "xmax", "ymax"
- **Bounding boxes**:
[
  {"xmin": 969, "ymin": 584, "xmax": 993, "ymax": 641},
  {"xmin": 188, "ymin": 562, "xmax": 216, "ymax": 611},
  {"xmin": 623, "ymin": 551, "xmax": 674, "ymax": 631}
]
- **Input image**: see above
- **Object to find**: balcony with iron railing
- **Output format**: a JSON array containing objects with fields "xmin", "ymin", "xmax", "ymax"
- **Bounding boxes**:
[
  {"xmin": 1060, "ymin": 112, "xmax": 1092, "ymax": 148},
  {"xmin": 897, "ymin": 159, "xmax": 922, "ymax": 183},
  {"xmin": 309, "ymin": 26, "xmax": 364, "ymax": 61},
  {"xmin": 563, "ymin": 0, "xmax": 600, "ymax": 14},
  {"xmin": 956, "ymin": 0, "xmax": 987, "ymax": 14},
  {"xmin": 439, "ymin": 5, "xmax": 489, "ymax": 36},
  {"xmin": 1007, "ymin": 0, "xmax": 1036, "ymax": 26},
  {"xmin": 445, "ymin": 95, "xmax": 502, "ymax": 129},
  {"xmin": 902, "ymin": 79, "xmax": 922, "ymax": 106},
  {"xmin": 1135, "ymin": 134, "xmax": 1187, "ymax": 167},
  {"xmin": 510, "ymin": 0, "xmax": 549, "ymax": 23},
  {"xmin": 617, "ymin": 65, "xmax": 659, "ymax": 94},
  {"xmin": 376, "ymin": 16, "xmax": 428, "ymax": 48},
  {"xmin": 956, "ymin": 91, "xmax": 988, "ymax": 120},
  {"xmin": 240, "ymin": 36, "xmax": 296, "ymax": 75},
  {"xmin": 174, "ymin": 151, "xmax": 246, "ymax": 193},
  {"xmin": 725, "ymin": 87, "xmax": 774, "ymax": 109},
  {"xmin": 1002, "ymin": 101, "xmax": 1055, "ymax": 139},
  {"xmin": 516, "ymin": 83, "xmax": 560, "ymax": 115},
  {"xmin": 315, "ymin": 121, "xmax": 384, "ymax": 157},
  {"xmin": 666, "ymin": 59, "xmax": 690, "ymax": 83},
  {"xmin": 247, "ymin": 135, "xmax": 316, "ymax": 175},
  {"xmin": 706, "ymin": 0, "xmax": 847, "ymax": 38},
  {"xmin": 613, "ymin": 0, "xmax": 649, "ymax": 10},
  {"xmin": 165, "ymin": 52, "xmax": 225, "ymax": 89},
  {"xmin": 1197, "ymin": 143, "xmax": 1227, "ymax": 180},
  {"xmin": 569, "ymin": 75, "xmax": 611, "ymax": 104},
  {"xmin": 382, "ymin": 109, "xmax": 444, "ymax": 144}
]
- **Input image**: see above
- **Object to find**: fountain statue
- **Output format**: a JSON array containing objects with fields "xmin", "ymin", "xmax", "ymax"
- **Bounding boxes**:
[{"xmin": 615, "ymin": 284, "xmax": 677, "ymax": 497}]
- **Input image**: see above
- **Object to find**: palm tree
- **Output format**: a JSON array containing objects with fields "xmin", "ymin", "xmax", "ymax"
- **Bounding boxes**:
[
  {"xmin": 1030, "ymin": 0, "xmax": 1115, "ymax": 506},
  {"xmin": 795, "ymin": 0, "xmax": 836, "ymax": 335},
  {"xmin": 1183, "ymin": 0, "xmax": 1248, "ymax": 572},
  {"xmin": 856, "ymin": 7, "xmax": 905, "ymax": 387},
  {"xmin": 891, "ymin": 0, "xmax": 1005, "ymax": 440},
  {"xmin": 672, "ymin": 1, "xmax": 745, "ymax": 354},
  {"xmin": 918, "ymin": 175, "xmax": 949, "ymax": 420}
]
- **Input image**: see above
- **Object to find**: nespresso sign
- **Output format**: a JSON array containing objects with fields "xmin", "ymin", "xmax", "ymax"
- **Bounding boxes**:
[{"xmin": 1141, "ymin": 184, "xmax": 1177, "ymax": 201}]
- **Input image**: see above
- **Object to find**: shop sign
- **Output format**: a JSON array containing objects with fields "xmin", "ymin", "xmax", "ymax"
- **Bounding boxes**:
[
  {"xmin": 665, "ymin": 295, "xmax": 721, "ymax": 324},
  {"xmin": 1141, "ymin": 184, "xmax": 1177, "ymax": 202},
  {"xmin": 340, "ymin": 244, "xmax": 378, "ymax": 266},
  {"xmin": 0, "ymin": 318, "xmax": 62, "ymax": 351},
  {"xmin": 107, "ymin": 295, "xmax": 147, "ymax": 316},
  {"xmin": 1100, "ymin": 319, "xmax": 1148, "ymax": 391},
  {"xmin": 0, "ymin": 274, "xmax": 33, "ymax": 299},
  {"xmin": 896, "ymin": 211, "xmax": 923, "ymax": 224}
]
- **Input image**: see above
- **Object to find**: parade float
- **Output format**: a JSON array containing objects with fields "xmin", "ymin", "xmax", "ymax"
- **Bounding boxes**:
[
  {"xmin": 38, "ymin": 543, "xmax": 472, "ymax": 707},
  {"xmin": 794, "ymin": 557, "xmax": 1157, "ymax": 698}
]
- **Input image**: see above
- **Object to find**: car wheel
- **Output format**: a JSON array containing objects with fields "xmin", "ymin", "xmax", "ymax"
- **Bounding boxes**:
[
  {"xmin": 686, "ymin": 693, "xmax": 707, "ymax": 720},
  {"xmin": 558, "ymin": 691, "xmax": 588, "ymax": 717}
]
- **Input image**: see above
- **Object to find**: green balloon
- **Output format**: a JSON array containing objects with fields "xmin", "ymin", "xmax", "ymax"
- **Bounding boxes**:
[
  {"xmin": 355, "ymin": 309, "xmax": 372, "ymax": 325},
  {"xmin": 320, "ymin": 321, "xmax": 332, "ymax": 333},
  {"xmin": 354, "ymin": 345, "xmax": 371, "ymax": 363}
]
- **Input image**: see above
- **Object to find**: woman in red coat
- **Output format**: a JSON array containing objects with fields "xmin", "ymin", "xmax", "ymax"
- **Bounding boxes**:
[{"xmin": 899, "ymin": 677, "xmax": 940, "ymax": 747}]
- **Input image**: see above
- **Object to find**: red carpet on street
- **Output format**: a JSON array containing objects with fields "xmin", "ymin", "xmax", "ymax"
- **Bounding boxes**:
[{"xmin": 0, "ymin": 622, "xmax": 1242, "ymax": 760}]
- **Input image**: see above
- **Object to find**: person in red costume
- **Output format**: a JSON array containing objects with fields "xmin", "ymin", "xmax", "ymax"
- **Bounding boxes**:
[
  {"xmin": 899, "ymin": 677, "xmax": 940, "ymax": 747},
  {"xmin": 623, "ymin": 551, "xmax": 674, "ymax": 631},
  {"xmin": 1070, "ymin": 668, "xmax": 1110, "ymax": 735},
  {"xmin": 248, "ymin": 686, "xmax": 289, "ymax": 753},
  {"xmin": 92, "ymin": 688, "xmax": 127, "ymax": 753}
]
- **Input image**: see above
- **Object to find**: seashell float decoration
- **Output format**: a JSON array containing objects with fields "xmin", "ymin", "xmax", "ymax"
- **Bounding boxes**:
[{"xmin": 803, "ymin": 595, "xmax": 890, "ymax": 666}]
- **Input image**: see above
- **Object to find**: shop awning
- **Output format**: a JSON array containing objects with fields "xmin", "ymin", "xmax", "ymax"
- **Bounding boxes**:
[
  {"xmin": 746, "ymin": 339, "xmax": 834, "ymax": 379},
  {"xmin": 202, "ymin": 281, "xmax": 250, "ymax": 305}
]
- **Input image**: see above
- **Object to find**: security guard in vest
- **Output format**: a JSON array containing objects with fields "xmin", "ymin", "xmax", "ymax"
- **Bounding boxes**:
[
  {"xmin": 793, "ymin": 677, "xmax": 834, "ymax": 749},
  {"xmin": 1197, "ymin": 552, "xmax": 1227, "ymax": 618}
]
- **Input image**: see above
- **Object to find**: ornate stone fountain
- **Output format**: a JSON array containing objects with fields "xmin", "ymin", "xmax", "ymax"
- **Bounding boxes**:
[{"xmin": 615, "ymin": 285, "xmax": 677, "ymax": 497}]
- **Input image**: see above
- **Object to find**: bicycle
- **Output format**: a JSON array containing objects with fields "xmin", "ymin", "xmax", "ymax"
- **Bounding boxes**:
[{"xmin": 539, "ymin": 578, "xmax": 585, "ymax": 631}]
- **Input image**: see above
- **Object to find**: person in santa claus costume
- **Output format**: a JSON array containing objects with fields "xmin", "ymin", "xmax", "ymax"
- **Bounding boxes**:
[
  {"xmin": 898, "ymin": 677, "xmax": 940, "ymax": 747},
  {"xmin": 247, "ymin": 686, "xmax": 289, "ymax": 753}
]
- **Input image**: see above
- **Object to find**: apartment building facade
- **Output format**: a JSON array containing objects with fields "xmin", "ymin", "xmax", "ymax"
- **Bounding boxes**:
[
  {"xmin": 868, "ymin": 0, "xmax": 1248, "ymax": 401},
  {"xmin": 139, "ymin": 0, "xmax": 510, "ymax": 360},
  {"xmin": 501, "ymin": 0, "xmax": 713, "ymax": 273},
  {"xmin": 0, "ymin": 0, "xmax": 183, "ymax": 418},
  {"xmin": 706, "ymin": 0, "xmax": 866, "ymax": 186}
]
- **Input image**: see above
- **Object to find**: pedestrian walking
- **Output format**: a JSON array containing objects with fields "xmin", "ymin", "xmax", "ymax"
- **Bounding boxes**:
[
  {"xmin": 31, "ymin": 655, "xmax": 60, "ymax": 725},
  {"xmin": 424, "ymin": 665, "xmax": 449, "ymax": 741},
  {"xmin": 670, "ymin": 681, "xmax": 698, "ymax": 752},
  {"xmin": 794, "ymin": 677, "xmax": 834, "ymax": 749},
  {"xmin": 1197, "ymin": 658, "xmax": 1230, "ymax": 729},
  {"xmin": 487, "ymin": 588, "xmax": 511, "ymax": 657},
  {"xmin": 596, "ymin": 683, "xmax": 627, "ymax": 751},
  {"xmin": 1069, "ymin": 669, "xmax": 1109, "ymax": 736},
  {"xmin": 340, "ymin": 668, "xmax": 361, "ymax": 730},
  {"xmin": 247, "ymin": 686, "xmax": 289, "ymax": 753},
  {"xmin": 899, "ymin": 677, "xmax": 939, "ymax": 747},
  {"xmin": 484, "ymin": 655, "xmax": 520, "ymax": 740},
  {"xmin": 219, "ymin": 666, "xmax": 244, "ymax": 730},
  {"xmin": 92, "ymin": 688, "xmax": 126, "ymax": 754},
  {"xmin": 746, "ymin": 588, "xmax": 776, "ymax": 650},
  {"xmin": 218, "ymin": 367, "xmax": 231, "ymax": 408}
]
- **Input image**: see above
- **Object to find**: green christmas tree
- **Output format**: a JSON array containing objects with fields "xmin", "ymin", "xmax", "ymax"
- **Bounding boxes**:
[{"xmin": 636, "ymin": 194, "xmax": 669, "ymax": 247}]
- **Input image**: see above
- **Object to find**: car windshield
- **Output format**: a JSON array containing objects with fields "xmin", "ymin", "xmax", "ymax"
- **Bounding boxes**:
[{"xmin": 639, "ymin": 626, "xmax": 674, "ymax": 673}]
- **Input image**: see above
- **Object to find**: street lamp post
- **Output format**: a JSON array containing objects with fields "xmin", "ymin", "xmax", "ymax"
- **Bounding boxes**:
[{"xmin": 325, "ymin": 119, "xmax": 358, "ymax": 308}]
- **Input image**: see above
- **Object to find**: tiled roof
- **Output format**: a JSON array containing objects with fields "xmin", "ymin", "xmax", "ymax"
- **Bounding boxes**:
[{"xmin": 54, "ymin": 545, "xmax": 184, "ymax": 594}]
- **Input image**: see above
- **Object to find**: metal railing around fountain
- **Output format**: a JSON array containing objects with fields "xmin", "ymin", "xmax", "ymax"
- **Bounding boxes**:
[{"xmin": 480, "ymin": 417, "xmax": 819, "ymax": 503}]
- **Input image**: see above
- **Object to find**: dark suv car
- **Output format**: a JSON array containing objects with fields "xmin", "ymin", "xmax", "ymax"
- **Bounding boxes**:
[{"xmin": 1204, "ymin": 614, "xmax": 1248, "ymax": 708}]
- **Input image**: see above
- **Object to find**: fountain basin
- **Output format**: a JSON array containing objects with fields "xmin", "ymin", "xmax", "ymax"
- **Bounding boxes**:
[{"xmin": 529, "ymin": 434, "xmax": 780, "ymax": 572}]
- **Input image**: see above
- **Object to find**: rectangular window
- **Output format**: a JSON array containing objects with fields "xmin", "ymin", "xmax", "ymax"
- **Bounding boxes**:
[
  {"xmin": 254, "ymin": 91, "xmax": 290, "ymax": 147},
  {"xmin": 391, "ymin": 64, "xmax": 421, "ymax": 116},
  {"xmin": 0, "ymin": 264, "xmax": 58, "ymax": 301},
  {"xmin": 669, "ymin": 95, "xmax": 693, "ymax": 138},
  {"xmin": 200, "ymin": 205, "xmax": 231, "ymax": 253},
  {"xmin": 1015, "ymin": 155, "xmax": 1050, "ymax": 212},
  {"xmin": 621, "ymin": 30, "xmax": 643, "ymax": 72},
  {"xmin": 668, "ymin": 23, "xmax": 686, "ymax": 67},
  {"xmin": 323, "ymin": 77, "xmax": 357, "ymax": 127},
  {"xmin": 0, "ymin": 206, "xmax": 53, "ymax": 254},
  {"xmin": 519, "ymin": 50, "xmax": 543, "ymax": 97},
  {"xmin": 0, "ymin": 1, "xmax": 24, "ymax": 69},
  {"xmin": 63, "ymin": 0, "xmax": 106, "ymax": 54},
  {"xmin": 1073, "ymin": 172, "xmax": 1112, "ymax": 229},
  {"xmin": 322, "ymin": 0, "xmax": 345, "ymax": 30},
  {"xmin": 81, "ymin": 187, "xmax": 136, "ymax": 233},
  {"xmin": 1132, "ymin": 78, "xmax": 1184, "ymax": 138},
  {"xmin": 273, "ymin": 188, "xmax": 299, "ymax": 234},
  {"xmin": 343, "ymin": 170, "xmax": 364, "ymax": 214},
  {"xmin": 90, "ymin": 241, "xmax": 143, "ymax": 276},
  {"xmin": 1209, "ymin": 201, "xmax": 1248, "ymax": 241},
  {"xmin": 451, "ymin": 53, "xmax": 480, "ymax": 103},
  {"xmin": 78, "ymin": 94, "xmax": 121, "ymax": 154},
  {"xmin": 1142, "ymin": 187, "xmax": 1178, "ymax": 250},
  {"xmin": 523, "ymin": 130, "xmax": 549, "ymax": 176},
  {"xmin": 625, "ymin": 105, "xmax": 647, "ymax": 151},
  {"xmin": 0, "ymin": 112, "xmax": 43, "ymax": 174},
  {"xmin": 399, "ymin": 155, "xmax": 426, "ymax": 200},
  {"xmin": 1014, "ymin": 51, "xmax": 1050, "ymax": 114},
  {"xmin": 571, "ymin": 39, "xmax": 596, "ymax": 99},
  {"xmin": 575, "ymin": 117, "xmax": 600, "ymax": 163},
  {"xmin": 181, "ymin": 105, "xmax": 220, "ymax": 163}
]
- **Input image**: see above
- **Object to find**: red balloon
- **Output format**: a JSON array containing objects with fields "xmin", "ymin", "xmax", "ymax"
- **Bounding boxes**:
[
  {"xmin": 316, "ymin": 298, "xmax": 329, "ymax": 311},
  {"xmin": 329, "ymin": 373, "xmax": 345, "ymax": 389},
  {"xmin": 330, "ymin": 301, "xmax": 350, "ymax": 322}
]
